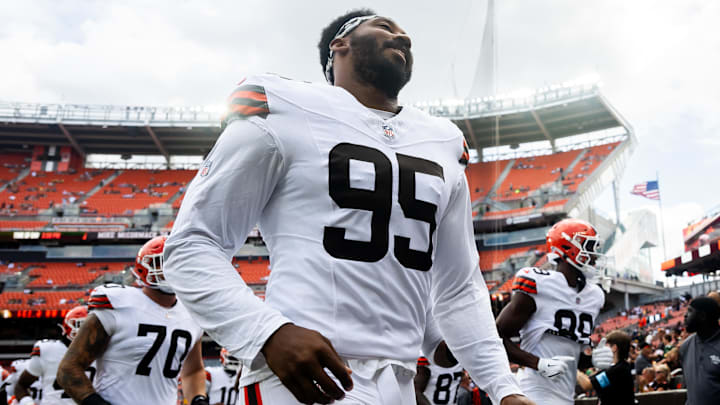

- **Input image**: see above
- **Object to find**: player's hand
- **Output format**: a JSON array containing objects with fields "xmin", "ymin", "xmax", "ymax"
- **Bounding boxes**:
[
  {"xmin": 262, "ymin": 323, "xmax": 353, "ymax": 404},
  {"xmin": 500, "ymin": 394, "xmax": 536, "ymax": 405},
  {"xmin": 592, "ymin": 338, "xmax": 613, "ymax": 370},
  {"xmin": 537, "ymin": 356, "xmax": 571, "ymax": 381}
]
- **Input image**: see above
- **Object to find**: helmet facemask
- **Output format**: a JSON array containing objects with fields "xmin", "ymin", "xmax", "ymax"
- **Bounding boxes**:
[
  {"xmin": 557, "ymin": 231, "xmax": 606, "ymax": 280},
  {"xmin": 135, "ymin": 251, "xmax": 173, "ymax": 293}
]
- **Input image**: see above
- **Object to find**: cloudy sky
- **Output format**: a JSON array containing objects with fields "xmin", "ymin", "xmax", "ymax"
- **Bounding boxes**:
[{"xmin": 1, "ymin": 0, "xmax": 718, "ymax": 279}]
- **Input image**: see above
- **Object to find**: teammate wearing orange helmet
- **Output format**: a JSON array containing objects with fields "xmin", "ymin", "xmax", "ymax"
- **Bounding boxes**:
[
  {"xmin": 496, "ymin": 218, "xmax": 607, "ymax": 405},
  {"xmin": 56, "ymin": 236, "xmax": 208, "ymax": 405},
  {"xmin": 13, "ymin": 305, "xmax": 93, "ymax": 405},
  {"xmin": 204, "ymin": 348, "xmax": 241, "ymax": 405}
]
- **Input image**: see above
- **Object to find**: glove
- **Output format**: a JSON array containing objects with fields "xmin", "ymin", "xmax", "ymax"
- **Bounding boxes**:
[
  {"xmin": 190, "ymin": 395, "xmax": 210, "ymax": 405},
  {"xmin": 592, "ymin": 338, "xmax": 614, "ymax": 370},
  {"xmin": 18, "ymin": 397, "xmax": 36, "ymax": 405},
  {"xmin": 537, "ymin": 356, "xmax": 571, "ymax": 381},
  {"xmin": 80, "ymin": 393, "xmax": 111, "ymax": 405}
]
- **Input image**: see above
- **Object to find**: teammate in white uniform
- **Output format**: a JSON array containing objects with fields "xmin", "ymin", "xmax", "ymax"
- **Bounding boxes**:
[
  {"xmin": 415, "ymin": 356, "xmax": 464, "ymax": 405},
  {"xmin": 496, "ymin": 219, "xmax": 607, "ymax": 405},
  {"xmin": 6, "ymin": 360, "xmax": 36, "ymax": 404},
  {"xmin": 6, "ymin": 360, "xmax": 43, "ymax": 404},
  {"xmin": 56, "ymin": 237, "xmax": 208, "ymax": 405},
  {"xmin": 164, "ymin": 9, "xmax": 531, "ymax": 405},
  {"xmin": 205, "ymin": 348, "xmax": 240, "ymax": 405},
  {"xmin": 13, "ymin": 305, "xmax": 91, "ymax": 405}
]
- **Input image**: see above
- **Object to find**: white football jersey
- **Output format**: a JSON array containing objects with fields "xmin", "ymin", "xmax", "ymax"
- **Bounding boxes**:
[
  {"xmin": 205, "ymin": 366, "xmax": 238, "ymax": 405},
  {"xmin": 89, "ymin": 284, "xmax": 203, "ymax": 405},
  {"xmin": 512, "ymin": 267, "xmax": 604, "ymax": 405},
  {"xmin": 25, "ymin": 339, "xmax": 75, "ymax": 404},
  {"xmin": 166, "ymin": 74, "xmax": 521, "ymax": 404},
  {"xmin": 418, "ymin": 357, "xmax": 464, "ymax": 405},
  {"xmin": 7, "ymin": 359, "xmax": 43, "ymax": 403}
]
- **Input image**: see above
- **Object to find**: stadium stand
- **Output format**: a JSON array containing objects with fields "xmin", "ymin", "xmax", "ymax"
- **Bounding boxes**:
[
  {"xmin": 1, "ymin": 169, "xmax": 113, "ymax": 215},
  {"xmin": 0, "ymin": 153, "xmax": 29, "ymax": 185},
  {"xmin": 465, "ymin": 160, "xmax": 506, "ymax": 202},
  {"xmin": 478, "ymin": 244, "xmax": 544, "ymax": 271},
  {"xmin": 0, "ymin": 290, "xmax": 89, "ymax": 311},
  {"xmin": 0, "ymin": 220, "xmax": 48, "ymax": 230},
  {"xmin": 564, "ymin": 142, "xmax": 620, "ymax": 192},
  {"xmin": 232, "ymin": 257, "xmax": 271, "ymax": 285},
  {"xmin": 25, "ymin": 262, "xmax": 130, "ymax": 288},
  {"xmin": 466, "ymin": 141, "xmax": 621, "ymax": 207},
  {"xmin": 84, "ymin": 169, "xmax": 194, "ymax": 215},
  {"xmin": 494, "ymin": 149, "xmax": 582, "ymax": 201}
]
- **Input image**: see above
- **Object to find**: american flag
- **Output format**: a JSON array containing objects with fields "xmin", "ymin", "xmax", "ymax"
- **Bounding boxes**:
[{"xmin": 631, "ymin": 180, "xmax": 660, "ymax": 200}]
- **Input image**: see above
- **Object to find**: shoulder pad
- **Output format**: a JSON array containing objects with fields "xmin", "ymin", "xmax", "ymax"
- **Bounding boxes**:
[
  {"xmin": 221, "ymin": 75, "xmax": 270, "ymax": 128},
  {"xmin": 89, "ymin": 284, "xmax": 138, "ymax": 310}
]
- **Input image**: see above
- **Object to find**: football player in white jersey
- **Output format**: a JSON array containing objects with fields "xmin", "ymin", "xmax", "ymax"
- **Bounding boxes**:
[
  {"xmin": 415, "ymin": 356, "xmax": 464, "ymax": 405},
  {"xmin": 56, "ymin": 237, "xmax": 208, "ymax": 405},
  {"xmin": 6, "ymin": 359, "xmax": 43, "ymax": 404},
  {"xmin": 496, "ymin": 219, "xmax": 606, "ymax": 405},
  {"xmin": 164, "ymin": 9, "xmax": 532, "ymax": 405},
  {"xmin": 13, "ymin": 305, "xmax": 90, "ymax": 405},
  {"xmin": 205, "ymin": 348, "xmax": 240, "ymax": 405}
]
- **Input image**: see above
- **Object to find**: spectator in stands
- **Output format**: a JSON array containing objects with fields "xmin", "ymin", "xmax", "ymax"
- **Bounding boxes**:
[
  {"xmin": 638, "ymin": 367, "xmax": 655, "ymax": 392},
  {"xmin": 709, "ymin": 290, "xmax": 720, "ymax": 307},
  {"xmin": 576, "ymin": 331, "xmax": 635, "ymax": 405},
  {"xmin": 634, "ymin": 342, "xmax": 653, "ymax": 386},
  {"xmin": 662, "ymin": 334, "xmax": 674, "ymax": 354},
  {"xmin": 679, "ymin": 297, "xmax": 720, "ymax": 405},
  {"xmin": 652, "ymin": 364, "xmax": 671, "ymax": 391}
]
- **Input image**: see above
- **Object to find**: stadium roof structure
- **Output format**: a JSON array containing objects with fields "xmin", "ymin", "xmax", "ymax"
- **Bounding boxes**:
[
  {"xmin": 0, "ymin": 80, "xmax": 631, "ymax": 161},
  {"xmin": 0, "ymin": 102, "xmax": 222, "ymax": 159},
  {"xmin": 415, "ymin": 82, "xmax": 632, "ymax": 153}
]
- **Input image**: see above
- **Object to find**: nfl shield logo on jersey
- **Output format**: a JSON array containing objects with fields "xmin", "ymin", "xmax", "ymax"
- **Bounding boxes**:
[
  {"xmin": 382, "ymin": 124, "xmax": 395, "ymax": 139},
  {"xmin": 200, "ymin": 160, "xmax": 212, "ymax": 177}
]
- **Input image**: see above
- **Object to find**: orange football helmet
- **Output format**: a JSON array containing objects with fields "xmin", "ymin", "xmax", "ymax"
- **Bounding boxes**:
[
  {"xmin": 546, "ymin": 218, "xmax": 605, "ymax": 278},
  {"xmin": 133, "ymin": 236, "xmax": 172, "ymax": 292},
  {"xmin": 62, "ymin": 305, "xmax": 88, "ymax": 341}
]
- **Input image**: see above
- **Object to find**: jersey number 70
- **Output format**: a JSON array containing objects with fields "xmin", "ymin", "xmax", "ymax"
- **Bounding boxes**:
[{"xmin": 323, "ymin": 143, "xmax": 444, "ymax": 272}]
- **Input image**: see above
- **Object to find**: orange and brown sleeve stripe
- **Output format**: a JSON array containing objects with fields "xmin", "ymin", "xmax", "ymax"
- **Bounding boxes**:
[
  {"xmin": 460, "ymin": 139, "xmax": 470, "ymax": 165},
  {"xmin": 30, "ymin": 346, "xmax": 41, "ymax": 357},
  {"xmin": 512, "ymin": 276, "xmax": 537, "ymax": 295},
  {"xmin": 222, "ymin": 84, "xmax": 270, "ymax": 128},
  {"xmin": 88, "ymin": 294, "xmax": 113, "ymax": 310},
  {"xmin": 417, "ymin": 357, "xmax": 430, "ymax": 367}
]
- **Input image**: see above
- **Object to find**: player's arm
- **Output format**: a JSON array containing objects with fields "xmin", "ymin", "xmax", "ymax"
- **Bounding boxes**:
[
  {"xmin": 431, "ymin": 172, "xmax": 531, "ymax": 405},
  {"xmin": 495, "ymin": 291, "xmax": 538, "ymax": 369},
  {"xmin": 414, "ymin": 359, "xmax": 431, "ymax": 405},
  {"xmin": 12, "ymin": 370, "xmax": 38, "ymax": 401},
  {"xmin": 164, "ymin": 117, "xmax": 352, "ymax": 404},
  {"xmin": 57, "ymin": 313, "xmax": 111, "ymax": 404},
  {"xmin": 180, "ymin": 341, "xmax": 209, "ymax": 405}
]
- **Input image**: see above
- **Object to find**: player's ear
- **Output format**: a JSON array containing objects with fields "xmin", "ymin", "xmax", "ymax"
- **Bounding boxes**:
[{"xmin": 329, "ymin": 37, "xmax": 350, "ymax": 55}]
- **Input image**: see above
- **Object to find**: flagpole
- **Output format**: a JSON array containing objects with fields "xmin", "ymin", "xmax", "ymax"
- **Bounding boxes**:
[{"xmin": 656, "ymin": 171, "xmax": 668, "ymax": 260}]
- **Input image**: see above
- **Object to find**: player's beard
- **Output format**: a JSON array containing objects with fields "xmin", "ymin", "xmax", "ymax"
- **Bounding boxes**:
[{"xmin": 350, "ymin": 33, "xmax": 413, "ymax": 99}]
